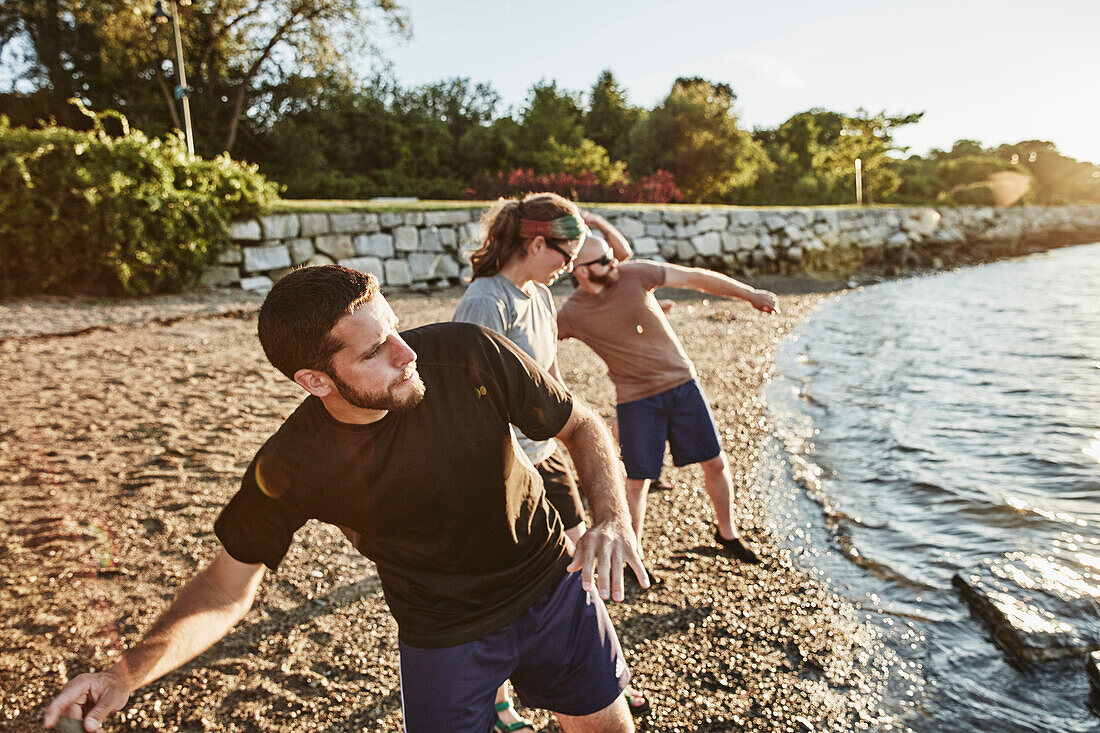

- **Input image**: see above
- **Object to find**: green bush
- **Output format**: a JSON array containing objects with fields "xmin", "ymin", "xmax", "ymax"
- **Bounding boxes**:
[{"xmin": 0, "ymin": 104, "xmax": 278, "ymax": 296}]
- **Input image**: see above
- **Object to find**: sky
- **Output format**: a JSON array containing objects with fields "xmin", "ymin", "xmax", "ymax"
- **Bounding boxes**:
[{"xmin": 374, "ymin": 0, "xmax": 1100, "ymax": 164}]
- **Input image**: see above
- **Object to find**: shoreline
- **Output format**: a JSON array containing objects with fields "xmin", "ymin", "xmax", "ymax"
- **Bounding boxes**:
[{"xmin": 0, "ymin": 282, "xmax": 900, "ymax": 731}]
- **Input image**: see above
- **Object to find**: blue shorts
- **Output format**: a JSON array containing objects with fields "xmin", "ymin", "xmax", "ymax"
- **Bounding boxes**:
[
  {"xmin": 616, "ymin": 379, "xmax": 722, "ymax": 480},
  {"xmin": 397, "ymin": 571, "xmax": 629, "ymax": 732}
]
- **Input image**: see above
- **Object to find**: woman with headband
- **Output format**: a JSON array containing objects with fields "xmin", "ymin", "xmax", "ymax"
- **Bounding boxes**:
[{"xmin": 454, "ymin": 193, "xmax": 647, "ymax": 730}]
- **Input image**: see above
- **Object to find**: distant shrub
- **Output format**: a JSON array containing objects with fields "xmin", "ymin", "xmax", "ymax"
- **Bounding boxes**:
[
  {"xmin": 466, "ymin": 168, "xmax": 683, "ymax": 204},
  {"xmin": 0, "ymin": 103, "xmax": 278, "ymax": 296},
  {"xmin": 942, "ymin": 183, "xmax": 998, "ymax": 206},
  {"xmin": 276, "ymin": 169, "xmax": 466, "ymax": 201}
]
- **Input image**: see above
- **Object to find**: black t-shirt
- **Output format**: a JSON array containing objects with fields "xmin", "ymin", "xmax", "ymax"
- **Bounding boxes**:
[{"xmin": 214, "ymin": 322, "xmax": 574, "ymax": 648}]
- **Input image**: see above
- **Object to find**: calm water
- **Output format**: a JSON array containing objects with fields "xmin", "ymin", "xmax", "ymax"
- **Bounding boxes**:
[{"xmin": 764, "ymin": 243, "xmax": 1100, "ymax": 731}]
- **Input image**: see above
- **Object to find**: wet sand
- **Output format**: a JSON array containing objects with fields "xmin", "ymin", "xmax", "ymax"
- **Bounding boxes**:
[{"xmin": 0, "ymin": 282, "xmax": 898, "ymax": 731}]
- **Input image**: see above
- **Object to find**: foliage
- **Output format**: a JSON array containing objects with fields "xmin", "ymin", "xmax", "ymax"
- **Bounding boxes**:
[
  {"xmin": 1, "ymin": 0, "xmax": 410, "ymax": 155},
  {"xmin": 466, "ymin": 168, "xmax": 682, "ymax": 204},
  {"xmin": 584, "ymin": 70, "xmax": 641, "ymax": 162},
  {"xmin": 628, "ymin": 77, "xmax": 771, "ymax": 203},
  {"xmin": 0, "ymin": 105, "xmax": 277, "ymax": 296}
]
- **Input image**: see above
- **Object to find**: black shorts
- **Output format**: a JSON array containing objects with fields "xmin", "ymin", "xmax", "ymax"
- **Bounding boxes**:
[{"xmin": 536, "ymin": 444, "xmax": 586, "ymax": 531}]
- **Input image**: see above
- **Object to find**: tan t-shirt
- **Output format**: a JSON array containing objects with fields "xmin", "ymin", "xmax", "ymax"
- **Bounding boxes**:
[{"xmin": 558, "ymin": 261, "xmax": 695, "ymax": 404}]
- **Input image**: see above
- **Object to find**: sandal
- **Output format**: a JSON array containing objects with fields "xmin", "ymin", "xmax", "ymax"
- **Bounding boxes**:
[
  {"xmin": 625, "ymin": 687, "xmax": 651, "ymax": 717},
  {"xmin": 494, "ymin": 699, "xmax": 536, "ymax": 732}
]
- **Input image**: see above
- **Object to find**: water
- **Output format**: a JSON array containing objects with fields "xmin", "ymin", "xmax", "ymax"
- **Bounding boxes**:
[{"xmin": 764, "ymin": 243, "xmax": 1100, "ymax": 731}]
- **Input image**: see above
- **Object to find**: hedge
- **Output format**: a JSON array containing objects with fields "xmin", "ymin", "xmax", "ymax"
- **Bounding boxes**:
[{"xmin": 0, "ymin": 103, "xmax": 278, "ymax": 296}]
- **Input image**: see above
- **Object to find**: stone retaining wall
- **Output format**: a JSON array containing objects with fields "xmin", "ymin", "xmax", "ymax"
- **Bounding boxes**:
[{"xmin": 209, "ymin": 205, "xmax": 1100, "ymax": 291}]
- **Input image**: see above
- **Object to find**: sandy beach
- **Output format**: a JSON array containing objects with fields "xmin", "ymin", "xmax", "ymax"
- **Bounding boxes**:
[{"xmin": 0, "ymin": 280, "xmax": 899, "ymax": 732}]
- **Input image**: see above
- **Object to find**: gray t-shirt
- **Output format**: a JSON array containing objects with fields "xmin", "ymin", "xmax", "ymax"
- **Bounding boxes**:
[{"xmin": 454, "ymin": 274, "xmax": 560, "ymax": 464}]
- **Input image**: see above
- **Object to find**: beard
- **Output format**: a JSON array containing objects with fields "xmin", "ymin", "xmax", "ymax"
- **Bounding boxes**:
[
  {"xmin": 329, "ymin": 367, "xmax": 426, "ymax": 412},
  {"xmin": 587, "ymin": 266, "xmax": 620, "ymax": 287}
]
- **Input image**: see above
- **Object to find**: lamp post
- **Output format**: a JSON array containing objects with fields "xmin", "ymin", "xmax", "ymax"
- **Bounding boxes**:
[{"xmin": 151, "ymin": 0, "xmax": 194, "ymax": 156}]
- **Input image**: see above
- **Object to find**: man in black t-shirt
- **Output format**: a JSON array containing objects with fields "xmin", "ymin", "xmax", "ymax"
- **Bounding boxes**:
[{"xmin": 45, "ymin": 266, "xmax": 648, "ymax": 733}]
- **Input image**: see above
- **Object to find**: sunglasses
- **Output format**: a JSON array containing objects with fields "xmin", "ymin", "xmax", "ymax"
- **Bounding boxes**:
[
  {"xmin": 577, "ymin": 252, "xmax": 613, "ymax": 268},
  {"xmin": 545, "ymin": 240, "xmax": 580, "ymax": 268}
]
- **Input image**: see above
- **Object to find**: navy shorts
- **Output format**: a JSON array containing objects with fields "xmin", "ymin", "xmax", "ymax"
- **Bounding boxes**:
[
  {"xmin": 536, "ymin": 444, "xmax": 586, "ymax": 531},
  {"xmin": 616, "ymin": 379, "xmax": 722, "ymax": 480},
  {"xmin": 397, "ymin": 571, "xmax": 629, "ymax": 732}
]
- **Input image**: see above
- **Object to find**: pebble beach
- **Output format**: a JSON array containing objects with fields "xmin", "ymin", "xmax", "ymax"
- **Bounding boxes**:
[{"xmin": 0, "ymin": 279, "xmax": 901, "ymax": 732}]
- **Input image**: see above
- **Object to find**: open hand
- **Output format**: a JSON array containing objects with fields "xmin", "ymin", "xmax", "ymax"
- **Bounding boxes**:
[
  {"xmin": 44, "ymin": 671, "xmax": 130, "ymax": 731},
  {"xmin": 566, "ymin": 518, "xmax": 648, "ymax": 602}
]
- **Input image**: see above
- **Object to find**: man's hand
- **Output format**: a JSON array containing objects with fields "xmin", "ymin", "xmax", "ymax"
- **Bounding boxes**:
[
  {"xmin": 747, "ymin": 289, "xmax": 779, "ymax": 314},
  {"xmin": 44, "ymin": 670, "xmax": 130, "ymax": 731},
  {"xmin": 566, "ymin": 516, "xmax": 648, "ymax": 603}
]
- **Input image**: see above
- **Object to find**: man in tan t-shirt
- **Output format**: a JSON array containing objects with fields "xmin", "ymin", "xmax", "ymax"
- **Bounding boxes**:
[{"xmin": 557, "ymin": 236, "xmax": 778, "ymax": 565}]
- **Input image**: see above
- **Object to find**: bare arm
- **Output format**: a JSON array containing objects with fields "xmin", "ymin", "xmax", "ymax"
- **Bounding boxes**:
[
  {"xmin": 661, "ymin": 262, "xmax": 779, "ymax": 314},
  {"xmin": 555, "ymin": 399, "xmax": 648, "ymax": 602},
  {"xmin": 582, "ymin": 211, "xmax": 632, "ymax": 261},
  {"xmin": 44, "ymin": 549, "xmax": 265, "ymax": 731}
]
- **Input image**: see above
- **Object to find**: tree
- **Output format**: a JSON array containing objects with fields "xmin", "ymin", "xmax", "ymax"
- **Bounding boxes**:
[
  {"xmin": 0, "ymin": 0, "xmax": 410, "ymax": 155},
  {"xmin": 629, "ymin": 77, "xmax": 770, "ymax": 203},
  {"xmin": 584, "ymin": 70, "xmax": 639, "ymax": 162},
  {"xmin": 995, "ymin": 140, "xmax": 1100, "ymax": 204}
]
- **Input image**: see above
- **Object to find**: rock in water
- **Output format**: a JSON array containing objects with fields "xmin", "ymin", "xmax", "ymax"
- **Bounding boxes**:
[
  {"xmin": 1088, "ymin": 651, "xmax": 1100, "ymax": 693},
  {"xmin": 952, "ymin": 552, "xmax": 1100, "ymax": 663}
]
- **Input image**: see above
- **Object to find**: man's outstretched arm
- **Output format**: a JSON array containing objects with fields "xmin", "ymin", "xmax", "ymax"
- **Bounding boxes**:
[
  {"xmin": 44, "ymin": 549, "xmax": 265, "ymax": 731},
  {"xmin": 661, "ymin": 262, "xmax": 779, "ymax": 314},
  {"xmin": 555, "ymin": 399, "xmax": 648, "ymax": 602},
  {"xmin": 582, "ymin": 211, "xmax": 633, "ymax": 261}
]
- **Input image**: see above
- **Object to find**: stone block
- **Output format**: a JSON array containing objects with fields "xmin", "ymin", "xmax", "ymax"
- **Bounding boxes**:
[
  {"xmin": 886, "ymin": 232, "xmax": 910, "ymax": 249},
  {"xmin": 217, "ymin": 247, "xmax": 243, "ymax": 265},
  {"xmin": 394, "ymin": 226, "xmax": 419, "ymax": 252},
  {"xmin": 437, "ymin": 256, "xmax": 461, "ymax": 278},
  {"xmin": 765, "ymin": 215, "xmax": 787, "ymax": 232},
  {"xmin": 614, "ymin": 217, "xmax": 646, "ymax": 239},
  {"xmin": 243, "ymin": 244, "xmax": 291, "ymax": 273},
  {"xmin": 786, "ymin": 246, "xmax": 803, "ymax": 262},
  {"xmin": 201, "ymin": 265, "xmax": 240, "ymax": 288},
  {"xmin": 260, "ymin": 214, "xmax": 300, "ymax": 240},
  {"xmin": 674, "ymin": 222, "xmax": 699, "ymax": 238},
  {"xmin": 404, "ymin": 212, "xmax": 425, "ymax": 226},
  {"xmin": 331, "ymin": 212, "xmax": 366, "ymax": 233},
  {"xmin": 230, "ymin": 219, "xmax": 262, "ymax": 241},
  {"xmin": 439, "ymin": 227, "xmax": 458, "ymax": 249},
  {"xmin": 240, "ymin": 275, "xmax": 274, "ymax": 292},
  {"xmin": 287, "ymin": 238, "xmax": 315, "ymax": 265},
  {"xmin": 386, "ymin": 259, "xmax": 412, "ymax": 286},
  {"xmin": 268, "ymin": 266, "xmax": 294, "ymax": 282},
  {"xmin": 424, "ymin": 210, "xmax": 472, "ymax": 226},
  {"xmin": 420, "ymin": 227, "xmax": 444, "ymax": 252},
  {"xmin": 691, "ymin": 231, "xmax": 722, "ymax": 256},
  {"xmin": 659, "ymin": 242, "xmax": 679, "ymax": 259},
  {"xmin": 355, "ymin": 233, "xmax": 394, "ymax": 258},
  {"xmin": 676, "ymin": 241, "xmax": 697, "ymax": 260},
  {"xmin": 633, "ymin": 237, "xmax": 660, "ymax": 255},
  {"xmin": 380, "ymin": 212, "xmax": 404, "ymax": 228},
  {"xmin": 299, "ymin": 213, "xmax": 331, "ymax": 237},
  {"xmin": 783, "ymin": 224, "xmax": 805, "ymax": 242},
  {"xmin": 337, "ymin": 256, "xmax": 385, "ymax": 282},
  {"xmin": 696, "ymin": 215, "xmax": 728, "ymax": 233},
  {"xmin": 360, "ymin": 213, "xmax": 381, "ymax": 234},
  {"xmin": 306, "ymin": 253, "xmax": 335, "ymax": 267},
  {"xmin": 646, "ymin": 222, "xmax": 674, "ymax": 237},
  {"xmin": 314, "ymin": 234, "xmax": 356, "ymax": 260},
  {"xmin": 641, "ymin": 211, "xmax": 663, "ymax": 223},
  {"xmin": 408, "ymin": 253, "xmax": 442, "ymax": 281},
  {"xmin": 720, "ymin": 232, "xmax": 739, "ymax": 253}
]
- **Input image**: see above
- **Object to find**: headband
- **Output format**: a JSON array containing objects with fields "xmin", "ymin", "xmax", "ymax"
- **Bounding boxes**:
[{"xmin": 519, "ymin": 213, "xmax": 587, "ymax": 241}]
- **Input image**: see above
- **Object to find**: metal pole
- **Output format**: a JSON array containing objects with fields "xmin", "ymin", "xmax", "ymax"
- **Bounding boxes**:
[
  {"xmin": 855, "ymin": 157, "xmax": 863, "ymax": 205},
  {"xmin": 169, "ymin": 0, "xmax": 194, "ymax": 156}
]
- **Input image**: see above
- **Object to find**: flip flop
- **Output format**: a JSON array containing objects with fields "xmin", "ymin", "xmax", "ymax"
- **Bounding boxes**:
[
  {"xmin": 626, "ymin": 687, "xmax": 651, "ymax": 717},
  {"xmin": 494, "ymin": 699, "xmax": 536, "ymax": 732}
]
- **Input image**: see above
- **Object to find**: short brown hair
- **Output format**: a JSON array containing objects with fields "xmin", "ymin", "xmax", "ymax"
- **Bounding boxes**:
[
  {"xmin": 468, "ymin": 192, "xmax": 579, "ymax": 279},
  {"xmin": 257, "ymin": 265, "xmax": 380, "ymax": 380}
]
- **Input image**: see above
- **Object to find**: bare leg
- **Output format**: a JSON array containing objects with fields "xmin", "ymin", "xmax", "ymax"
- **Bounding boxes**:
[
  {"xmin": 557, "ymin": 693, "xmax": 634, "ymax": 732},
  {"xmin": 624, "ymin": 478, "xmax": 651, "ymax": 545},
  {"xmin": 699, "ymin": 453, "xmax": 735, "ymax": 539}
]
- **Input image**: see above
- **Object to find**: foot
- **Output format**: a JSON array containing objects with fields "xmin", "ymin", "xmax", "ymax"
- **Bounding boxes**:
[
  {"xmin": 649, "ymin": 478, "xmax": 673, "ymax": 492},
  {"xmin": 625, "ymin": 686, "xmax": 651, "ymax": 717},
  {"xmin": 714, "ymin": 530, "xmax": 761, "ymax": 564},
  {"xmin": 495, "ymin": 699, "xmax": 535, "ymax": 732}
]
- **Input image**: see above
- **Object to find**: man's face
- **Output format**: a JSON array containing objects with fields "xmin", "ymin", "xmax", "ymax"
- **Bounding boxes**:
[
  {"xmin": 580, "ymin": 247, "xmax": 620, "ymax": 286},
  {"xmin": 325, "ymin": 297, "xmax": 425, "ymax": 411}
]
